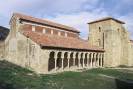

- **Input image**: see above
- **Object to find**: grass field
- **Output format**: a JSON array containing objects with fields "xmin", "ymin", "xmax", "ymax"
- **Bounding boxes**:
[{"xmin": 0, "ymin": 60, "xmax": 133, "ymax": 89}]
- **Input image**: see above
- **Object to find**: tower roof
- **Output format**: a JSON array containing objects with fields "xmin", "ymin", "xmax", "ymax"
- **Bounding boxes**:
[{"xmin": 88, "ymin": 17, "xmax": 125, "ymax": 24}]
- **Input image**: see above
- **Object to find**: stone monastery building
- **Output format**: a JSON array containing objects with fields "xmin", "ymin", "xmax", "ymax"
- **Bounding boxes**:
[{"xmin": 0, "ymin": 13, "xmax": 133, "ymax": 74}]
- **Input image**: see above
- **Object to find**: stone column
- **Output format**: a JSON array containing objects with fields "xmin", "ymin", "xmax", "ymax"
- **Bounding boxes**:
[
  {"xmin": 61, "ymin": 52, "xmax": 64, "ymax": 70},
  {"xmin": 97, "ymin": 53, "xmax": 99, "ymax": 67},
  {"xmin": 87, "ymin": 53, "xmax": 89, "ymax": 67},
  {"xmin": 78, "ymin": 52, "xmax": 81, "ymax": 68},
  {"xmin": 95, "ymin": 53, "xmax": 98, "ymax": 67},
  {"xmin": 73, "ymin": 52, "xmax": 76, "ymax": 66},
  {"xmin": 67, "ymin": 52, "xmax": 70, "ymax": 69},
  {"xmin": 94, "ymin": 53, "xmax": 96, "ymax": 67},
  {"xmin": 95, "ymin": 53, "xmax": 97, "ymax": 67},
  {"xmin": 82, "ymin": 53, "xmax": 85, "ymax": 68},
  {"xmin": 93, "ymin": 53, "xmax": 96, "ymax": 67},
  {"xmin": 90, "ymin": 53, "xmax": 93, "ymax": 68},
  {"xmin": 54, "ymin": 52, "xmax": 58, "ymax": 71},
  {"xmin": 93, "ymin": 53, "xmax": 95, "ymax": 67}
]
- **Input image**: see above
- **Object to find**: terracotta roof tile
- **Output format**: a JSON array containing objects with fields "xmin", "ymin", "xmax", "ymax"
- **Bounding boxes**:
[
  {"xmin": 13, "ymin": 13, "xmax": 80, "ymax": 33},
  {"xmin": 22, "ymin": 30, "xmax": 104, "ymax": 52},
  {"xmin": 88, "ymin": 17, "xmax": 125, "ymax": 24}
]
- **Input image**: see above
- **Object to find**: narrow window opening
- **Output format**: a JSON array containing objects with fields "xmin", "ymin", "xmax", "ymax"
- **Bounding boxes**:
[
  {"xmin": 32, "ymin": 26, "xmax": 35, "ymax": 32},
  {"xmin": 99, "ymin": 27, "xmax": 101, "ymax": 32},
  {"xmin": 43, "ymin": 28, "xmax": 46, "ymax": 34},
  {"xmin": 65, "ymin": 32, "xmax": 67, "ymax": 37}
]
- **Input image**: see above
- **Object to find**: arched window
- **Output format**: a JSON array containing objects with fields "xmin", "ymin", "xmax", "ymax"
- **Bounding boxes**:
[{"xmin": 48, "ymin": 51, "xmax": 55, "ymax": 71}]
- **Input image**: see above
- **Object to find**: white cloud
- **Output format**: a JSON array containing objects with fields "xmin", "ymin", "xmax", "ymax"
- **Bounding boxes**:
[
  {"xmin": 0, "ymin": 0, "xmax": 100, "ymax": 26},
  {"xmin": 0, "ymin": 0, "xmax": 133, "ymax": 40},
  {"xmin": 0, "ymin": 0, "xmax": 99, "ymax": 17},
  {"xmin": 121, "ymin": 0, "xmax": 133, "ymax": 5},
  {"xmin": 118, "ymin": 13, "xmax": 133, "ymax": 39},
  {"xmin": 48, "ymin": 9, "xmax": 109, "ymax": 39}
]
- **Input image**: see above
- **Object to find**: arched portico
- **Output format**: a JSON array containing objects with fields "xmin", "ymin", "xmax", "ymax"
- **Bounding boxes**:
[{"xmin": 48, "ymin": 50, "xmax": 104, "ymax": 73}]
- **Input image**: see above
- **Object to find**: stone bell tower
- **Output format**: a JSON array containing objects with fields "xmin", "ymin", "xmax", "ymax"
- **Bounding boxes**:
[{"xmin": 88, "ymin": 17, "xmax": 130, "ymax": 67}]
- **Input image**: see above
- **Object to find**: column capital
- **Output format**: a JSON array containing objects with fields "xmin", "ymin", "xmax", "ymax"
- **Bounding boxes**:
[
  {"xmin": 54, "ymin": 51, "xmax": 58, "ymax": 59},
  {"xmin": 82, "ymin": 52, "xmax": 85, "ymax": 58},
  {"xmin": 87, "ymin": 52, "xmax": 90, "ymax": 54},
  {"xmin": 61, "ymin": 51, "xmax": 65, "ymax": 58},
  {"xmin": 73, "ymin": 52, "xmax": 77, "ymax": 58},
  {"xmin": 67, "ymin": 52, "xmax": 71, "ymax": 59},
  {"xmin": 93, "ymin": 52, "xmax": 96, "ymax": 58}
]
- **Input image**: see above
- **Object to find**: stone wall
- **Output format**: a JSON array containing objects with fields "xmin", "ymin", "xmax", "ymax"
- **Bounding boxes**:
[
  {"xmin": 128, "ymin": 42, "xmax": 133, "ymax": 66},
  {"xmin": 0, "ymin": 42, "xmax": 4, "ymax": 60},
  {"xmin": 4, "ymin": 17, "xmax": 50, "ymax": 73}
]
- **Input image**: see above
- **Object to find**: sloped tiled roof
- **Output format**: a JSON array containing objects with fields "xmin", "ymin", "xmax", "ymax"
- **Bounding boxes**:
[
  {"xmin": 88, "ymin": 17, "xmax": 125, "ymax": 24},
  {"xmin": 12, "ymin": 13, "xmax": 80, "ymax": 33},
  {"xmin": 22, "ymin": 30, "xmax": 104, "ymax": 52}
]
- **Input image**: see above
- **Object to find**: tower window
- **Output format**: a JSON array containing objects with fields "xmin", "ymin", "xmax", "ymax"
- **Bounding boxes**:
[
  {"xmin": 98, "ymin": 39, "xmax": 101, "ymax": 46},
  {"xmin": 99, "ymin": 27, "xmax": 101, "ymax": 32},
  {"xmin": 117, "ymin": 28, "xmax": 120, "ymax": 32}
]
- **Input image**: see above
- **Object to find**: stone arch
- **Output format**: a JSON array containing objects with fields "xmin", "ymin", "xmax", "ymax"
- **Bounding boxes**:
[
  {"xmin": 75, "ymin": 53, "xmax": 79, "ymax": 66},
  {"xmin": 99, "ymin": 54, "xmax": 101, "ymax": 66},
  {"xmin": 57, "ymin": 52, "xmax": 62, "ymax": 69},
  {"xmin": 96, "ymin": 53, "xmax": 98, "ymax": 67},
  {"xmin": 84, "ymin": 53, "xmax": 88, "ymax": 66},
  {"xmin": 102, "ymin": 54, "xmax": 104, "ymax": 67},
  {"xmin": 69, "ymin": 52, "xmax": 74, "ymax": 67},
  {"xmin": 92, "ymin": 53, "xmax": 95, "ymax": 67},
  {"xmin": 48, "ymin": 51, "xmax": 55, "ymax": 71},
  {"xmin": 63, "ymin": 52, "xmax": 68, "ymax": 68},
  {"xmin": 80, "ymin": 53, "xmax": 83, "ymax": 67},
  {"xmin": 89, "ymin": 53, "xmax": 92, "ymax": 66}
]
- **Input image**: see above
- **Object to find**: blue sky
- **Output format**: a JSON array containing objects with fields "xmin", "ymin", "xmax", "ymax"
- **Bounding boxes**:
[{"xmin": 0, "ymin": 0, "xmax": 133, "ymax": 39}]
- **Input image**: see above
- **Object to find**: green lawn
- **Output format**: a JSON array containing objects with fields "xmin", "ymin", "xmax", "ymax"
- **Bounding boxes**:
[{"xmin": 0, "ymin": 60, "xmax": 133, "ymax": 89}]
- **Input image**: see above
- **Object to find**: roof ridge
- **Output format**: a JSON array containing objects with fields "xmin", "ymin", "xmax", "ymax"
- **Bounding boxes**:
[
  {"xmin": 88, "ymin": 17, "xmax": 125, "ymax": 24},
  {"xmin": 13, "ymin": 12, "xmax": 80, "ymax": 33}
]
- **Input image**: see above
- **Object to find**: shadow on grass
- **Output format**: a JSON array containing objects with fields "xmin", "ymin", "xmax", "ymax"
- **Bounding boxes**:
[
  {"xmin": 0, "ymin": 82, "xmax": 14, "ymax": 89},
  {"xmin": 115, "ymin": 79, "xmax": 133, "ymax": 89},
  {"xmin": 117, "ymin": 65, "xmax": 133, "ymax": 68}
]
